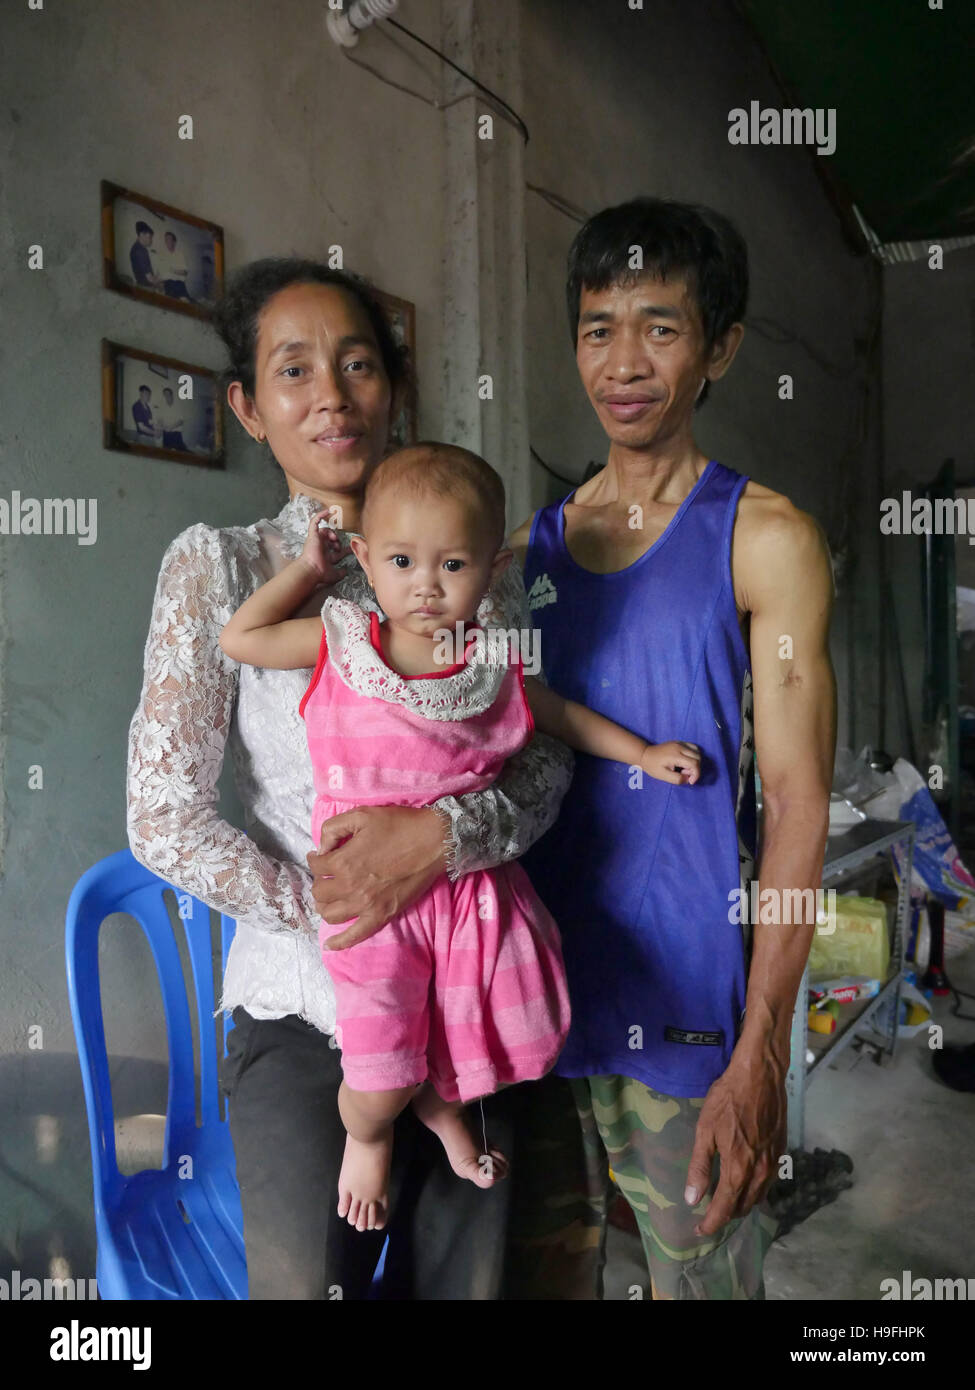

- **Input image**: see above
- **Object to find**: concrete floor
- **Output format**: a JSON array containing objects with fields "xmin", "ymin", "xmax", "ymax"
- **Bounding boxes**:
[{"xmin": 603, "ymin": 944, "xmax": 975, "ymax": 1301}]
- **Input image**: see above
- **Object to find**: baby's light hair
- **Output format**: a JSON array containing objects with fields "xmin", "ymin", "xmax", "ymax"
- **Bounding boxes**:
[{"xmin": 361, "ymin": 442, "xmax": 507, "ymax": 553}]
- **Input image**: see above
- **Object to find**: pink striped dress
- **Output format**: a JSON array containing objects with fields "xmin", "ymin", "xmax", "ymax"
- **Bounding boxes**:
[{"xmin": 298, "ymin": 597, "xmax": 571, "ymax": 1104}]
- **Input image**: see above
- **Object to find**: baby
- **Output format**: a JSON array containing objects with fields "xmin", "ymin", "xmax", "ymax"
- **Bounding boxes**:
[{"xmin": 220, "ymin": 443, "xmax": 700, "ymax": 1233}]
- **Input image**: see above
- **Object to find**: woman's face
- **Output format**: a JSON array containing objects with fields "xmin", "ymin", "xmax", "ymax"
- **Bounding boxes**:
[{"xmin": 230, "ymin": 281, "xmax": 397, "ymax": 523}]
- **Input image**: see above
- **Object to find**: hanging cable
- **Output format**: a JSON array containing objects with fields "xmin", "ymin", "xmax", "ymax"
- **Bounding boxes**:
[
  {"xmin": 386, "ymin": 15, "xmax": 530, "ymax": 144},
  {"xmin": 745, "ymin": 315, "xmax": 858, "ymax": 381},
  {"xmin": 531, "ymin": 446, "xmax": 582, "ymax": 487},
  {"xmin": 339, "ymin": 43, "xmax": 441, "ymax": 109},
  {"xmin": 526, "ymin": 183, "xmax": 589, "ymax": 224}
]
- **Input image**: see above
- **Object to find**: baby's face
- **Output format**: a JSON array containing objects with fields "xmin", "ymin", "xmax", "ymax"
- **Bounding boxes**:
[{"xmin": 358, "ymin": 489, "xmax": 499, "ymax": 638}]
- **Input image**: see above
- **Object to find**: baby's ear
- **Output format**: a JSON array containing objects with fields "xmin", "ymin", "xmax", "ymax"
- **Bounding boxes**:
[
  {"xmin": 348, "ymin": 534, "xmax": 370, "ymax": 573},
  {"xmin": 490, "ymin": 547, "xmax": 514, "ymax": 583}
]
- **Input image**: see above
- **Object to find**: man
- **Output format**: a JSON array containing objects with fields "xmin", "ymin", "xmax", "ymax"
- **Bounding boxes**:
[
  {"xmin": 159, "ymin": 230, "xmax": 193, "ymax": 301},
  {"xmin": 129, "ymin": 221, "xmax": 162, "ymax": 290},
  {"xmin": 508, "ymin": 197, "xmax": 836, "ymax": 1300},
  {"xmin": 131, "ymin": 384, "xmax": 156, "ymax": 441},
  {"xmin": 157, "ymin": 386, "xmax": 187, "ymax": 450}
]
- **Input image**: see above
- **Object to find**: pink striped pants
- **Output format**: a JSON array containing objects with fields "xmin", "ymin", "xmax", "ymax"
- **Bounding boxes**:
[{"xmin": 319, "ymin": 858, "xmax": 571, "ymax": 1105}]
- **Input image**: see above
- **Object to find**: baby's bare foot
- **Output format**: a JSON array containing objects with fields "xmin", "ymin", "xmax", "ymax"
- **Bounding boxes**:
[
  {"xmin": 411, "ymin": 1086, "xmax": 509, "ymax": 1188},
  {"xmin": 337, "ymin": 1132, "xmax": 393, "ymax": 1231}
]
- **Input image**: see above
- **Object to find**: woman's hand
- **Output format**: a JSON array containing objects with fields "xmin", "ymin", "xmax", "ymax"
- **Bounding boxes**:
[
  {"xmin": 640, "ymin": 740, "xmax": 701, "ymax": 786},
  {"xmin": 306, "ymin": 804, "xmax": 450, "ymax": 948},
  {"xmin": 301, "ymin": 510, "xmax": 351, "ymax": 586}
]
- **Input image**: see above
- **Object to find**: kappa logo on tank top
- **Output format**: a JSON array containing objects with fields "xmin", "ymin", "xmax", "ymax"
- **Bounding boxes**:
[{"xmin": 526, "ymin": 572, "xmax": 558, "ymax": 611}]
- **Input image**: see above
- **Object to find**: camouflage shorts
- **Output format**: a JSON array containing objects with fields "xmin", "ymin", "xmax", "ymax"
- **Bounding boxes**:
[{"xmin": 504, "ymin": 1072, "xmax": 777, "ymax": 1301}]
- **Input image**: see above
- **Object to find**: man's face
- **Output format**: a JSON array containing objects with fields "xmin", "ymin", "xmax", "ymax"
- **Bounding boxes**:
[
  {"xmin": 575, "ymin": 272, "xmax": 711, "ymax": 450},
  {"xmin": 165, "ymin": 234, "xmax": 176, "ymax": 249},
  {"xmin": 140, "ymin": 230, "xmax": 153, "ymax": 245}
]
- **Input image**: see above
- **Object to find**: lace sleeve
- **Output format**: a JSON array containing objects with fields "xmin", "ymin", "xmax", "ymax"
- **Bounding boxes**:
[
  {"xmin": 126, "ymin": 524, "xmax": 318, "ymax": 935},
  {"xmin": 436, "ymin": 553, "xmax": 575, "ymax": 879}
]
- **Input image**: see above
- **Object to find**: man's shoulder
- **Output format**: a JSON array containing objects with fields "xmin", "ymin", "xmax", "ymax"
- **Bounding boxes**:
[
  {"xmin": 733, "ymin": 479, "xmax": 832, "ymax": 610},
  {"xmin": 735, "ymin": 478, "xmax": 824, "ymax": 551}
]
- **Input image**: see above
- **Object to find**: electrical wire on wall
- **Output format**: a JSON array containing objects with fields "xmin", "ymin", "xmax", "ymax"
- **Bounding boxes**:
[
  {"xmin": 333, "ymin": 9, "xmax": 530, "ymax": 143},
  {"xmin": 385, "ymin": 16, "xmax": 530, "ymax": 143},
  {"xmin": 530, "ymin": 446, "xmax": 582, "ymax": 488}
]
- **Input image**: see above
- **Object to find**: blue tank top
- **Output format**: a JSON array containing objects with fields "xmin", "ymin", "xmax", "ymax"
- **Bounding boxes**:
[{"xmin": 521, "ymin": 460, "xmax": 756, "ymax": 1097}]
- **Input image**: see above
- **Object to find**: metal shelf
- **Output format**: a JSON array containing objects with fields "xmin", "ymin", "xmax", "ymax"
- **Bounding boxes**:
[{"xmin": 785, "ymin": 818, "xmax": 915, "ymax": 1149}]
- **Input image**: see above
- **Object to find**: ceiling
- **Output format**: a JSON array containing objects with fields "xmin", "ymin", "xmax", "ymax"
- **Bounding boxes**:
[{"xmin": 736, "ymin": 0, "xmax": 975, "ymax": 244}]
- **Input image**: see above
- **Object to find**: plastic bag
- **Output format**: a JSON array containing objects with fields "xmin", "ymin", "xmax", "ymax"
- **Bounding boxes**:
[
  {"xmin": 865, "ymin": 759, "xmax": 975, "ymax": 915},
  {"xmin": 809, "ymin": 897, "xmax": 890, "ymax": 982}
]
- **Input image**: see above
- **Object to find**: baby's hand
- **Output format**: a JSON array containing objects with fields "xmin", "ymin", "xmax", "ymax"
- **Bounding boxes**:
[
  {"xmin": 641, "ymin": 740, "xmax": 701, "ymax": 786},
  {"xmin": 301, "ymin": 510, "xmax": 351, "ymax": 585}
]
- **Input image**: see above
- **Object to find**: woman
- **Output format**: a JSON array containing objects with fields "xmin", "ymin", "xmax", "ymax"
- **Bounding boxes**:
[{"xmin": 125, "ymin": 257, "xmax": 575, "ymax": 1300}]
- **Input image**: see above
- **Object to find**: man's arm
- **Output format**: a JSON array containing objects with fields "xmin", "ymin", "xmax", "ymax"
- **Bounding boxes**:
[{"xmin": 688, "ymin": 498, "xmax": 836, "ymax": 1235}]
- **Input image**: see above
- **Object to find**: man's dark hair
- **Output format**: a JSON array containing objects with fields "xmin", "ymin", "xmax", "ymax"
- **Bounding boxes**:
[
  {"xmin": 139, "ymin": 385, "xmax": 151, "ymax": 395},
  {"xmin": 565, "ymin": 197, "xmax": 748, "ymax": 408},
  {"xmin": 135, "ymin": 221, "xmax": 153, "ymax": 236},
  {"xmin": 212, "ymin": 258, "xmax": 411, "ymax": 403},
  {"xmin": 165, "ymin": 231, "xmax": 177, "ymax": 242}
]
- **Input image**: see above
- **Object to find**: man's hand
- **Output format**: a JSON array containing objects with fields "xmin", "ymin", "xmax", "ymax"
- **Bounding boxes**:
[
  {"xmin": 307, "ymin": 804, "xmax": 449, "ymax": 949},
  {"xmin": 684, "ymin": 1051, "xmax": 787, "ymax": 1236}
]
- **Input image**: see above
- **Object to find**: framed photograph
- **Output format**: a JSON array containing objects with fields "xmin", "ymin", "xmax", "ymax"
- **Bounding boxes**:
[
  {"xmin": 373, "ymin": 288, "xmax": 418, "ymax": 447},
  {"xmin": 102, "ymin": 339, "xmax": 224, "ymax": 468},
  {"xmin": 101, "ymin": 180, "xmax": 224, "ymax": 320}
]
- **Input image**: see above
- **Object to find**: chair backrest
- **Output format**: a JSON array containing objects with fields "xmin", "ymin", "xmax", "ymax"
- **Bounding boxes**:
[{"xmin": 65, "ymin": 848, "xmax": 237, "ymax": 1209}]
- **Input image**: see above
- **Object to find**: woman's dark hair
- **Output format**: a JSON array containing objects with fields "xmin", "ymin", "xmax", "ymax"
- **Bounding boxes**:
[
  {"xmin": 565, "ymin": 198, "xmax": 749, "ymax": 408},
  {"xmin": 211, "ymin": 257, "xmax": 411, "ymax": 403}
]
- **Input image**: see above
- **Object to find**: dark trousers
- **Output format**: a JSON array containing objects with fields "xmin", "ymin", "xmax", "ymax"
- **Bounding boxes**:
[{"xmin": 219, "ymin": 1008, "xmax": 515, "ymax": 1300}]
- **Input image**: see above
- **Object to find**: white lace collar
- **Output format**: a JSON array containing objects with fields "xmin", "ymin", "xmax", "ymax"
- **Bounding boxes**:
[
  {"xmin": 320, "ymin": 597, "xmax": 508, "ymax": 721},
  {"xmin": 275, "ymin": 491, "xmax": 337, "ymax": 543}
]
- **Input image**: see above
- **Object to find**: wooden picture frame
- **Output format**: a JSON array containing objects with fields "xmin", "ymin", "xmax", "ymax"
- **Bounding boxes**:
[
  {"xmin": 101, "ymin": 339, "xmax": 224, "ymax": 469},
  {"xmin": 373, "ymin": 288, "xmax": 418, "ymax": 447},
  {"xmin": 101, "ymin": 180, "xmax": 224, "ymax": 321}
]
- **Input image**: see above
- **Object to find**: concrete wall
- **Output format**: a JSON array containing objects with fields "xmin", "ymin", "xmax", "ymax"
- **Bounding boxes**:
[
  {"xmin": 0, "ymin": 0, "xmax": 883, "ymax": 1283},
  {"xmin": 882, "ymin": 245, "xmax": 975, "ymax": 764}
]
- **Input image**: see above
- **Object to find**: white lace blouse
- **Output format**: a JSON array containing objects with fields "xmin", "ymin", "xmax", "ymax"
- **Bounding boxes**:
[{"xmin": 125, "ymin": 491, "xmax": 574, "ymax": 1034}]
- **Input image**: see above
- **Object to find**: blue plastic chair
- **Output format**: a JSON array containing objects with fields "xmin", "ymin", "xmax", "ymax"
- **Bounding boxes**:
[{"xmin": 65, "ymin": 849, "xmax": 247, "ymax": 1299}]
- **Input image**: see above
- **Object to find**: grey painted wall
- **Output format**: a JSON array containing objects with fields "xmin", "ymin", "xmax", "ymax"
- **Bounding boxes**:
[
  {"xmin": 1, "ymin": 0, "xmax": 887, "ymax": 1283},
  {"xmin": 882, "ymin": 245, "xmax": 975, "ymax": 765}
]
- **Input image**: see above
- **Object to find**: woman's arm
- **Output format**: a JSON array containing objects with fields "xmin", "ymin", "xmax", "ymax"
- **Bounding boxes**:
[
  {"xmin": 523, "ymin": 676, "xmax": 700, "ymax": 785},
  {"xmin": 127, "ymin": 523, "xmax": 321, "ymax": 936}
]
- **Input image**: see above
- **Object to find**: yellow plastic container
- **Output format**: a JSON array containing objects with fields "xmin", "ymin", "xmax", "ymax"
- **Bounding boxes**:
[{"xmin": 809, "ymin": 895, "xmax": 890, "ymax": 982}]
